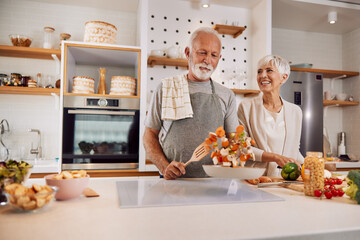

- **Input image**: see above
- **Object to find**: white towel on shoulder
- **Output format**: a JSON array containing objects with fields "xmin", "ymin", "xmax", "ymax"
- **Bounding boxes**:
[{"xmin": 161, "ymin": 74, "xmax": 193, "ymax": 120}]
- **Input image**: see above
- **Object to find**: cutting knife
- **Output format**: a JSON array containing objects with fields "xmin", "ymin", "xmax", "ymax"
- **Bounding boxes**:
[{"xmin": 258, "ymin": 181, "xmax": 304, "ymax": 188}]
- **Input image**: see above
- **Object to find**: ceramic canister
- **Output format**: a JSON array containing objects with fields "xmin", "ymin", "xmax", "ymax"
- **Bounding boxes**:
[
  {"xmin": 109, "ymin": 76, "xmax": 136, "ymax": 96},
  {"xmin": 72, "ymin": 76, "xmax": 95, "ymax": 94},
  {"xmin": 84, "ymin": 21, "xmax": 117, "ymax": 44}
]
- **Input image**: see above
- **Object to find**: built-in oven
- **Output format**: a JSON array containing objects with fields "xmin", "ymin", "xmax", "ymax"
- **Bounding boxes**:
[{"xmin": 62, "ymin": 95, "xmax": 140, "ymax": 170}]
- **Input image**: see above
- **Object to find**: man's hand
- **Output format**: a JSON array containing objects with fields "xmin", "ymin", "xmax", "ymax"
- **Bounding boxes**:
[{"xmin": 163, "ymin": 161, "xmax": 186, "ymax": 180}]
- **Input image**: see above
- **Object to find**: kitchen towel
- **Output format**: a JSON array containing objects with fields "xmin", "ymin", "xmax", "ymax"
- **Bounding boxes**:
[{"xmin": 161, "ymin": 74, "xmax": 193, "ymax": 120}]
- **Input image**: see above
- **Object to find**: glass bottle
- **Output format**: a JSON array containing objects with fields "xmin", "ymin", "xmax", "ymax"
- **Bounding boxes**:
[
  {"xmin": 303, "ymin": 152, "xmax": 324, "ymax": 196},
  {"xmin": 43, "ymin": 27, "xmax": 55, "ymax": 49}
]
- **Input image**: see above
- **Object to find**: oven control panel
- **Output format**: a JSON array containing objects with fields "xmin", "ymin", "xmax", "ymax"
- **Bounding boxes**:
[{"xmin": 86, "ymin": 98, "xmax": 119, "ymax": 107}]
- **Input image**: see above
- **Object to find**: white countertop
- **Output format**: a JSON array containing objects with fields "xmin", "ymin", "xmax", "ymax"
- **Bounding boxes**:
[
  {"xmin": 1, "ymin": 177, "xmax": 360, "ymax": 240},
  {"xmin": 333, "ymin": 161, "xmax": 360, "ymax": 168},
  {"xmin": 26, "ymin": 159, "xmax": 61, "ymax": 173}
]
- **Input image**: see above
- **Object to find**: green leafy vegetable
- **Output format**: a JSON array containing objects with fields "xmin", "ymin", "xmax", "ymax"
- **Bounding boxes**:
[
  {"xmin": 0, "ymin": 160, "xmax": 32, "ymax": 190},
  {"xmin": 344, "ymin": 170, "xmax": 360, "ymax": 204}
]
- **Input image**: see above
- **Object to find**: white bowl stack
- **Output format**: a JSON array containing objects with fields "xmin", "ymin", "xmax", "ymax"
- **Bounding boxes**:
[
  {"xmin": 84, "ymin": 21, "xmax": 117, "ymax": 44},
  {"xmin": 109, "ymin": 76, "xmax": 136, "ymax": 96},
  {"xmin": 72, "ymin": 76, "xmax": 95, "ymax": 94}
]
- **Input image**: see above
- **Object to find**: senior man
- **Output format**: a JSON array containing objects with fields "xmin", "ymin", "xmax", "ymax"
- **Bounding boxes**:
[{"xmin": 143, "ymin": 27, "xmax": 238, "ymax": 180}]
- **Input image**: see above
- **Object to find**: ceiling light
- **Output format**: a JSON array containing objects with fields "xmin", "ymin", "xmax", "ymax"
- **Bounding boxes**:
[
  {"xmin": 201, "ymin": 0, "xmax": 210, "ymax": 8},
  {"xmin": 328, "ymin": 11, "xmax": 337, "ymax": 24}
]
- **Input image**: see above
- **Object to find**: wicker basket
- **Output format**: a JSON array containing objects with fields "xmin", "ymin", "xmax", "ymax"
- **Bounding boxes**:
[
  {"xmin": 84, "ymin": 21, "xmax": 117, "ymax": 44},
  {"xmin": 72, "ymin": 76, "xmax": 95, "ymax": 94},
  {"xmin": 109, "ymin": 76, "xmax": 136, "ymax": 96}
]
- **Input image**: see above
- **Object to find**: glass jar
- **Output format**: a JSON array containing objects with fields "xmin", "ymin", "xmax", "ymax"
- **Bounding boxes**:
[
  {"xmin": 10, "ymin": 73, "xmax": 22, "ymax": 86},
  {"xmin": 0, "ymin": 74, "xmax": 8, "ymax": 86},
  {"xmin": 43, "ymin": 27, "xmax": 55, "ymax": 49},
  {"xmin": 21, "ymin": 75, "xmax": 31, "ymax": 87},
  {"xmin": 59, "ymin": 33, "xmax": 71, "ymax": 48},
  {"xmin": 303, "ymin": 151, "xmax": 324, "ymax": 196}
]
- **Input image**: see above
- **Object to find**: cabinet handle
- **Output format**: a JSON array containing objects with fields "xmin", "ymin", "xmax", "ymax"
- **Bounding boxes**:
[{"xmin": 68, "ymin": 110, "xmax": 135, "ymax": 116}]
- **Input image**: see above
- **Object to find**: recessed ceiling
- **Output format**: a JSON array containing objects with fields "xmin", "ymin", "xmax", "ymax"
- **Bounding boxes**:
[{"xmin": 272, "ymin": 0, "xmax": 360, "ymax": 34}]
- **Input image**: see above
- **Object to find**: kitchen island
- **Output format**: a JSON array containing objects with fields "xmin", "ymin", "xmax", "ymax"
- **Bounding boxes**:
[{"xmin": 1, "ymin": 177, "xmax": 359, "ymax": 240}]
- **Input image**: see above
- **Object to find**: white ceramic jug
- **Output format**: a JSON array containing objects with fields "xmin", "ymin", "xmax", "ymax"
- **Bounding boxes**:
[{"xmin": 166, "ymin": 46, "xmax": 180, "ymax": 59}]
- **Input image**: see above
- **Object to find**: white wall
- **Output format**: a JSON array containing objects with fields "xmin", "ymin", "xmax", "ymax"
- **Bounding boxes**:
[
  {"xmin": 343, "ymin": 27, "xmax": 360, "ymax": 158},
  {"xmin": 272, "ymin": 27, "xmax": 343, "ymax": 156},
  {"xmin": 0, "ymin": 0, "xmax": 137, "ymax": 161}
]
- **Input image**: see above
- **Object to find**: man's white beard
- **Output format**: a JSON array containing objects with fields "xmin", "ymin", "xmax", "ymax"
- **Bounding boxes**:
[{"xmin": 190, "ymin": 59, "xmax": 214, "ymax": 80}]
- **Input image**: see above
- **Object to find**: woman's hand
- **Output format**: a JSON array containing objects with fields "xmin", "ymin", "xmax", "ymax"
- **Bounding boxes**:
[
  {"xmin": 262, "ymin": 152, "xmax": 301, "ymax": 169},
  {"xmin": 163, "ymin": 161, "xmax": 186, "ymax": 180},
  {"xmin": 274, "ymin": 154, "xmax": 300, "ymax": 169}
]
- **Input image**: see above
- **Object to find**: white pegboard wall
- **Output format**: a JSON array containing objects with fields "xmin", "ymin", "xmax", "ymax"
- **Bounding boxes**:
[{"xmin": 146, "ymin": 0, "xmax": 252, "ymax": 104}]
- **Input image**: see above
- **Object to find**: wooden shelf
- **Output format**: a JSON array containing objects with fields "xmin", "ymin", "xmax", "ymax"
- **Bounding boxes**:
[
  {"xmin": 213, "ymin": 24, "xmax": 246, "ymax": 38},
  {"xmin": 231, "ymin": 89, "xmax": 260, "ymax": 96},
  {"xmin": 323, "ymin": 100, "xmax": 359, "ymax": 106},
  {"xmin": 0, "ymin": 86, "xmax": 60, "ymax": 95},
  {"xmin": 290, "ymin": 67, "xmax": 359, "ymax": 79},
  {"xmin": 148, "ymin": 56, "xmax": 188, "ymax": 67},
  {"xmin": 0, "ymin": 45, "xmax": 61, "ymax": 60}
]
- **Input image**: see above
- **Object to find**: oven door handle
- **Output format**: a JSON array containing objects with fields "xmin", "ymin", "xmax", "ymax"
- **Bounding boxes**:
[{"xmin": 67, "ymin": 110, "xmax": 135, "ymax": 116}]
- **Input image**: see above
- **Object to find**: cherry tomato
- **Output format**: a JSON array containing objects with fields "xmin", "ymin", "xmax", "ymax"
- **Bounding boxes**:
[
  {"xmin": 314, "ymin": 190, "xmax": 322, "ymax": 198},
  {"xmin": 336, "ymin": 179, "xmax": 343, "ymax": 185},
  {"xmin": 324, "ymin": 178, "xmax": 330, "ymax": 185},
  {"xmin": 328, "ymin": 179, "xmax": 334, "ymax": 185},
  {"xmin": 324, "ymin": 191, "xmax": 333, "ymax": 199},
  {"xmin": 329, "ymin": 185, "xmax": 335, "ymax": 190},
  {"xmin": 331, "ymin": 189, "xmax": 339, "ymax": 197},
  {"xmin": 338, "ymin": 189, "xmax": 345, "ymax": 197},
  {"xmin": 324, "ymin": 186, "xmax": 329, "ymax": 192}
]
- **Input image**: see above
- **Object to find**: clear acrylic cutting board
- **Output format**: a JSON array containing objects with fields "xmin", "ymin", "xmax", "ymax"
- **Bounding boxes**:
[{"xmin": 116, "ymin": 178, "xmax": 283, "ymax": 208}]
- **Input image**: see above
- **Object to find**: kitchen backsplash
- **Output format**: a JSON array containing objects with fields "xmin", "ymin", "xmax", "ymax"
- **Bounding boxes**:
[
  {"xmin": 272, "ymin": 28, "xmax": 342, "ymax": 70},
  {"xmin": 0, "ymin": 94, "xmax": 60, "ymax": 161}
]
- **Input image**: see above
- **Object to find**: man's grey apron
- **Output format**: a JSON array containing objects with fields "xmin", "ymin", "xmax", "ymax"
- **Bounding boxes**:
[{"xmin": 161, "ymin": 79, "xmax": 223, "ymax": 178}]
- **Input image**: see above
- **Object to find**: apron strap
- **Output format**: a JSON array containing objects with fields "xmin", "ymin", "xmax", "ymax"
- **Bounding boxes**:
[{"xmin": 209, "ymin": 79, "xmax": 216, "ymax": 94}]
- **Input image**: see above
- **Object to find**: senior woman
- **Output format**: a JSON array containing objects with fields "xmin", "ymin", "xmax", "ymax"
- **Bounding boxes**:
[{"xmin": 237, "ymin": 55, "xmax": 303, "ymax": 177}]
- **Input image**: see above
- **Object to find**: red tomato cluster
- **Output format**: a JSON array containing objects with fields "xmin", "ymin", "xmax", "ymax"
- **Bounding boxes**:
[{"xmin": 313, "ymin": 178, "xmax": 345, "ymax": 199}]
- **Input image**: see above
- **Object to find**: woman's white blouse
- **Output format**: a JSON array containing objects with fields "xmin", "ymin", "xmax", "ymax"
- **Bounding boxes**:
[{"xmin": 263, "ymin": 106, "xmax": 285, "ymax": 155}]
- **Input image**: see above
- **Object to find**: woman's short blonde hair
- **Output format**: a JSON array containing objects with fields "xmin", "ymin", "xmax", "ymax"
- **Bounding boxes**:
[{"xmin": 258, "ymin": 55, "xmax": 290, "ymax": 80}]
